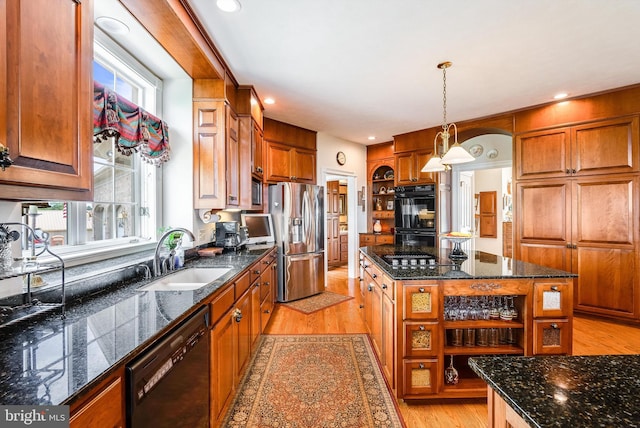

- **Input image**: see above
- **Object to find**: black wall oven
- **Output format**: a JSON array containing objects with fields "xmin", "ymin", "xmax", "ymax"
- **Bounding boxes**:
[{"xmin": 394, "ymin": 184, "xmax": 436, "ymax": 247}]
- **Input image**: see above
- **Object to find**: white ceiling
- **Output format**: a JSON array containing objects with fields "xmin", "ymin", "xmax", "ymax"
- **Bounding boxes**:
[{"xmin": 100, "ymin": 0, "xmax": 640, "ymax": 145}]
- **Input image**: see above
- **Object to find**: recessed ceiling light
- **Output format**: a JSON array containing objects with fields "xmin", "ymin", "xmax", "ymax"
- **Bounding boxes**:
[
  {"xmin": 263, "ymin": 97, "xmax": 275, "ymax": 105},
  {"xmin": 95, "ymin": 16, "xmax": 130, "ymax": 35},
  {"xmin": 216, "ymin": 0, "xmax": 241, "ymax": 13},
  {"xmin": 554, "ymin": 92, "xmax": 568, "ymax": 100},
  {"xmin": 368, "ymin": 136, "xmax": 376, "ymax": 141}
]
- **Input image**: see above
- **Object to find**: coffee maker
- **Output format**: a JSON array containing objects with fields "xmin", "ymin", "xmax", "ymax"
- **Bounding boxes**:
[{"xmin": 214, "ymin": 221, "xmax": 248, "ymax": 249}]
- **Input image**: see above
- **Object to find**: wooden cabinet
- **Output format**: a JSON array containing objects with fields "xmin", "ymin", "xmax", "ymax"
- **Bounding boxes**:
[
  {"xmin": 264, "ymin": 141, "xmax": 316, "ymax": 184},
  {"xmin": 368, "ymin": 161, "xmax": 395, "ymax": 234},
  {"xmin": 395, "ymin": 150, "xmax": 435, "ymax": 185},
  {"xmin": 226, "ymin": 105, "xmax": 240, "ymax": 207},
  {"xmin": 0, "ymin": 0, "xmax": 94, "ymax": 201},
  {"xmin": 70, "ymin": 375, "xmax": 123, "ymax": 428},
  {"xmin": 263, "ymin": 118, "xmax": 317, "ymax": 184},
  {"xmin": 516, "ymin": 176, "xmax": 639, "ymax": 320},
  {"xmin": 193, "ymin": 99, "xmax": 227, "ymax": 209},
  {"xmin": 211, "ymin": 302, "xmax": 235, "ymax": 424},
  {"xmin": 502, "ymin": 221, "xmax": 513, "ymax": 258},
  {"xmin": 478, "ymin": 191, "xmax": 498, "ymax": 238},
  {"xmin": 360, "ymin": 254, "xmax": 396, "ymax": 389},
  {"xmin": 515, "ymin": 117, "xmax": 639, "ymax": 181},
  {"xmin": 532, "ymin": 279, "xmax": 573, "ymax": 355},
  {"xmin": 339, "ymin": 234, "xmax": 349, "ymax": 263},
  {"xmin": 327, "ymin": 180, "xmax": 341, "ymax": 267},
  {"xmin": 252, "ymin": 120, "xmax": 264, "ymax": 178}
]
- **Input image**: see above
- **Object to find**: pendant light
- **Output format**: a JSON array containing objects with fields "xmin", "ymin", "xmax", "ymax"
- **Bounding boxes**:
[{"xmin": 422, "ymin": 62, "xmax": 474, "ymax": 172}]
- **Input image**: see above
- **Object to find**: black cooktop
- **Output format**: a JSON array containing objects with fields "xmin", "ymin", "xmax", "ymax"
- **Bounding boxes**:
[{"xmin": 382, "ymin": 252, "xmax": 437, "ymax": 268}]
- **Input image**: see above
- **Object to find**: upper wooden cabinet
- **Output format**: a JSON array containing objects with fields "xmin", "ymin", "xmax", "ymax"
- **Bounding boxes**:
[
  {"xmin": 226, "ymin": 106, "xmax": 240, "ymax": 207},
  {"xmin": 395, "ymin": 150, "xmax": 435, "ymax": 185},
  {"xmin": 193, "ymin": 99, "xmax": 227, "ymax": 209},
  {"xmin": 515, "ymin": 116, "xmax": 640, "ymax": 180},
  {"xmin": 263, "ymin": 118, "xmax": 317, "ymax": 184},
  {"xmin": 0, "ymin": 0, "xmax": 94, "ymax": 201}
]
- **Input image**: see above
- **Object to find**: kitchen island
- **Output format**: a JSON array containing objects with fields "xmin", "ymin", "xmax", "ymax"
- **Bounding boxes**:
[
  {"xmin": 469, "ymin": 354, "xmax": 640, "ymax": 427},
  {"xmin": 359, "ymin": 245, "xmax": 576, "ymax": 401}
]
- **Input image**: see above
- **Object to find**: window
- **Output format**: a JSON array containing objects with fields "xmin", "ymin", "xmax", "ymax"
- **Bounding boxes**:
[{"xmin": 21, "ymin": 33, "xmax": 162, "ymax": 257}]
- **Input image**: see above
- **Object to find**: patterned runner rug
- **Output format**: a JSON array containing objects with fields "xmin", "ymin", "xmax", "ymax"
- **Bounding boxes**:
[
  {"xmin": 281, "ymin": 291, "xmax": 353, "ymax": 314},
  {"xmin": 222, "ymin": 334, "xmax": 405, "ymax": 427}
]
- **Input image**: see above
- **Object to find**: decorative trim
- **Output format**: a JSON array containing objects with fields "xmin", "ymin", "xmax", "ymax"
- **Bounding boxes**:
[{"xmin": 469, "ymin": 282, "xmax": 502, "ymax": 291}]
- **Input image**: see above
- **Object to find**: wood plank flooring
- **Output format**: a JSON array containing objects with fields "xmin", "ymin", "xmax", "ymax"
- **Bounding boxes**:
[{"xmin": 263, "ymin": 266, "xmax": 640, "ymax": 428}]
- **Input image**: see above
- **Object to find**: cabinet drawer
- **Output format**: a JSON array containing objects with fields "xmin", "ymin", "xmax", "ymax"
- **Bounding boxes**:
[
  {"xmin": 533, "ymin": 319, "xmax": 571, "ymax": 355},
  {"xmin": 403, "ymin": 321, "xmax": 440, "ymax": 357},
  {"xmin": 235, "ymin": 271, "xmax": 251, "ymax": 297},
  {"xmin": 249, "ymin": 262, "xmax": 263, "ymax": 284},
  {"xmin": 380, "ymin": 274, "xmax": 395, "ymax": 299},
  {"xmin": 402, "ymin": 359, "xmax": 439, "ymax": 396},
  {"xmin": 533, "ymin": 281, "xmax": 572, "ymax": 318},
  {"xmin": 360, "ymin": 234, "xmax": 376, "ymax": 245},
  {"xmin": 376, "ymin": 234, "xmax": 394, "ymax": 244},
  {"xmin": 403, "ymin": 283, "xmax": 440, "ymax": 320},
  {"xmin": 210, "ymin": 284, "xmax": 235, "ymax": 325},
  {"xmin": 260, "ymin": 273, "xmax": 271, "ymax": 302}
]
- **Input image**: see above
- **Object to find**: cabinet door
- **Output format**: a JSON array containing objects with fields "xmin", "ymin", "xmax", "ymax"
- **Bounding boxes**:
[
  {"xmin": 70, "ymin": 377, "xmax": 123, "ymax": 428},
  {"xmin": 533, "ymin": 281, "xmax": 573, "ymax": 318},
  {"xmin": 413, "ymin": 150, "xmax": 435, "ymax": 184},
  {"xmin": 402, "ymin": 359, "xmax": 439, "ymax": 396},
  {"xmin": 402, "ymin": 284, "xmax": 440, "ymax": 320},
  {"xmin": 252, "ymin": 120, "xmax": 264, "ymax": 178},
  {"xmin": 250, "ymin": 278, "xmax": 261, "ymax": 346},
  {"xmin": 515, "ymin": 128, "xmax": 570, "ymax": 180},
  {"xmin": 226, "ymin": 106, "xmax": 240, "ymax": 206},
  {"xmin": 1, "ymin": 0, "xmax": 93, "ymax": 200},
  {"xmin": 573, "ymin": 177, "xmax": 638, "ymax": 319},
  {"xmin": 572, "ymin": 116, "xmax": 639, "ymax": 176},
  {"xmin": 403, "ymin": 321, "xmax": 439, "ymax": 358},
  {"xmin": 264, "ymin": 141, "xmax": 293, "ymax": 183},
  {"xmin": 395, "ymin": 153, "xmax": 416, "ymax": 185},
  {"xmin": 293, "ymin": 148, "xmax": 316, "ymax": 184},
  {"xmin": 382, "ymin": 292, "xmax": 395, "ymax": 387},
  {"xmin": 235, "ymin": 291, "xmax": 252, "ymax": 380},
  {"xmin": 193, "ymin": 100, "xmax": 226, "ymax": 209},
  {"xmin": 515, "ymin": 180, "xmax": 572, "ymax": 270},
  {"xmin": 533, "ymin": 319, "xmax": 571, "ymax": 355},
  {"xmin": 211, "ymin": 309, "xmax": 235, "ymax": 423}
]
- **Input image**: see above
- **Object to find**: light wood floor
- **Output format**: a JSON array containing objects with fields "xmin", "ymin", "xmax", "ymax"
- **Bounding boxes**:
[{"xmin": 264, "ymin": 266, "xmax": 640, "ymax": 428}]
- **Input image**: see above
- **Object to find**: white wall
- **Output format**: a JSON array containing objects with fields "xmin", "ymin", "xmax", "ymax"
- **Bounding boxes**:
[{"xmin": 316, "ymin": 132, "xmax": 367, "ymax": 277}]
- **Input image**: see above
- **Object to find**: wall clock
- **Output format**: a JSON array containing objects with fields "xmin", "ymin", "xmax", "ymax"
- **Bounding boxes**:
[{"xmin": 336, "ymin": 151, "xmax": 346, "ymax": 165}]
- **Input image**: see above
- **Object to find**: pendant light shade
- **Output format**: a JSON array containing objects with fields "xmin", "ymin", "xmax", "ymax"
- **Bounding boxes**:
[{"xmin": 421, "ymin": 61, "xmax": 474, "ymax": 172}]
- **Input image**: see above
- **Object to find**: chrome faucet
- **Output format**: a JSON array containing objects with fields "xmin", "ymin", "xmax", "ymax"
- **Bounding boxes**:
[{"xmin": 153, "ymin": 227, "xmax": 196, "ymax": 277}]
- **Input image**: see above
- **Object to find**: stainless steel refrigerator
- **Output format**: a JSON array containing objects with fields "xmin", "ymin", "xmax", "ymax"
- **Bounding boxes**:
[{"xmin": 270, "ymin": 182, "xmax": 325, "ymax": 302}]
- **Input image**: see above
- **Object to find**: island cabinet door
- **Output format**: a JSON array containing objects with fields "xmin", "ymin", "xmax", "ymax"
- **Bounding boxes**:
[
  {"xmin": 402, "ymin": 359, "xmax": 439, "ymax": 396},
  {"xmin": 533, "ymin": 281, "xmax": 572, "ymax": 318},
  {"xmin": 403, "ymin": 321, "xmax": 440, "ymax": 358},
  {"xmin": 402, "ymin": 284, "xmax": 440, "ymax": 320},
  {"xmin": 533, "ymin": 319, "xmax": 571, "ymax": 355}
]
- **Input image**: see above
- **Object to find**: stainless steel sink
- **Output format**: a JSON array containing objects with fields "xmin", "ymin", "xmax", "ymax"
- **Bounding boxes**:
[{"xmin": 137, "ymin": 267, "xmax": 232, "ymax": 292}]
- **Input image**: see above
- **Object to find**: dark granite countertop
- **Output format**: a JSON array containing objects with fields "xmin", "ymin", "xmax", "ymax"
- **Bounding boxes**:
[
  {"xmin": 469, "ymin": 355, "xmax": 640, "ymax": 428},
  {"xmin": 0, "ymin": 246, "xmax": 273, "ymax": 406},
  {"xmin": 360, "ymin": 245, "xmax": 576, "ymax": 280}
]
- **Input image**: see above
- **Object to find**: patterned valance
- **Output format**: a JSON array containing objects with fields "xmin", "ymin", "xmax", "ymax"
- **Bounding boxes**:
[{"xmin": 93, "ymin": 81, "xmax": 171, "ymax": 165}]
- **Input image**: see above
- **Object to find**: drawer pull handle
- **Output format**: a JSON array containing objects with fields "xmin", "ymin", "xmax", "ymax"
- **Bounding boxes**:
[
  {"xmin": 382, "ymin": 283, "xmax": 388, "ymax": 290},
  {"xmin": 551, "ymin": 323, "xmax": 559, "ymax": 329},
  {"xmin": 419, "ymin": 325, "xmax": 425, "ymax": 331},
  {"xmin": 253, "ymin": 270, "xmax": 261, "ymax": 275},
  {"xmin": 418, "ymin": 288, "xmax": 425, "ymax": 293},
  {"xmin": 233, "ymin": 309, "xmax": 243, "ymax": 322},
  {"xmin": 372, "ymin": 273, "xmax": 377, "ymax": 279},
  {"xmin": 264, "ymin": 309, "xmax": 271, "ymax": 314},
  {"xmin": 418, "ymin": 363, "xmax": 425, "ymax": 369},
  {"xmin": 551, "ymin": 286, "xmax": 559, "ymax": 291},
  {"xmin": 368, "ymin": 285, "xmax": 373, "ymax": 292},
  {"xmin": 264, "ymin": 281, "xmax": 270, "ymax": 286}
]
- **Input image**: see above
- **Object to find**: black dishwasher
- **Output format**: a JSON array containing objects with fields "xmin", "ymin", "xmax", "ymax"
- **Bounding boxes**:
[{"xmin": 126, "ymin": 305, "xmax": 210, "ymax": 427}]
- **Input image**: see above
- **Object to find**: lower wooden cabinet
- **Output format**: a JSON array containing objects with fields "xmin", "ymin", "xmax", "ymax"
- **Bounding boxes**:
[
  {"xmin": 359, "ymin": 233, "xmax": 394, "ymax": 246},
  {"xmin": 70, "ymin": 375, "xmax": 123, "ymax": 428},
  {"xmin": 402, "ymin": 359, "xmax": 439, "ymax": 397},
  {"xmin": 210, "ymin": 305, "xmax": 236, "ymax": 424}
]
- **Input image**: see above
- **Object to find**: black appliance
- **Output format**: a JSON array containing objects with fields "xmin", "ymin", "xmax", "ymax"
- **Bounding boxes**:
[
  {"xmin": 126, "ymin": 306, "xmax": 210, "ymax": 428},
  {"xmin": 394, "ymin": 184, "xmax": 436, "ymax": 247}
]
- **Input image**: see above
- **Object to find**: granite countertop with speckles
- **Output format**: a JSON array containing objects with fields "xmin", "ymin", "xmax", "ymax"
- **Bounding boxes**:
[
  {"xmin": 360, "ymin": 245, "xmax": 576, "ymax": 280},
  {"xmin": 0, "ymin": 246, "xmax": 273, "ymax": 406},
  {"xmin": 469, "ymin": 355, "xmax": 640, "ymax": 428}
]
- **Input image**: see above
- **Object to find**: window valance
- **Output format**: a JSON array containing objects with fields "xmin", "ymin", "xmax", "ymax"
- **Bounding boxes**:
[{"xmin": 93, "ymin": 81, "xmax": 171, "ymax": 165}]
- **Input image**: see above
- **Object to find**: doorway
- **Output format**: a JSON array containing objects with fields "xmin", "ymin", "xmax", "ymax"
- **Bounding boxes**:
[{"xmin": 451, "ymin": 134, "xmax": 513, "ymax": 256}]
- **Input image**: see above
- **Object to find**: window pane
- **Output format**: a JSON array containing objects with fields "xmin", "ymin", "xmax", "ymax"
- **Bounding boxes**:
[
  {"xmin": 115, "ymin": 167, "xmax": 135, "ymax": 203},
  {"xmin": 116, "ymin": 205, "xmax": 135, "ymax": 238},
  {"xmin": 93, "ymin": 62, "xmax": 114, "ymax": 89},
  {"xmin": 21, "ymin": 203, "xmax": 68, "ymax": 248},
  {"xmin": 115, "ymin": 76, "xmax": 135, "ymax": 102},
  {"xmin": 94, "ymin": 137, "xmax": 114, "ymax": 162},
  {"xmin": 91, "ymin": 204, "xmax": 115, "ymax": 241},
  {"xmin": 114, "ymin": 150, "xmax": 133, "ymax": 167},
  {"xmin": 94, "ymin": 164, "xmax": 114, "ymax": 202}
]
